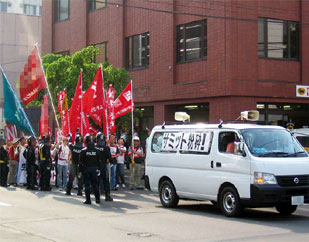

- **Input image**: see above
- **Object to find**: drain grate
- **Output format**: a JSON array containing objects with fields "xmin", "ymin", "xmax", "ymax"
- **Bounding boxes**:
[{"xmin": 127, "ymin": 232, "xmax": 152, "ymax": 238}]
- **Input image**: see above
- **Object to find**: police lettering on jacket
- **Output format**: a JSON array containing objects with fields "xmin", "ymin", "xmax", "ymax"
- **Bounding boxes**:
[
  {"xmin": 80, "ymin": 147, "xmax": 101, "ymax": 168},
  {"xmin": 71, "ymin": 146, "xmax": 82, "ymax": 164}
]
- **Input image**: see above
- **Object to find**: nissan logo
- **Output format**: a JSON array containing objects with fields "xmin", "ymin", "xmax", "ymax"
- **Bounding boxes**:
[{"xmin": 294, "ymin": 177, "xmax": 299, "ymax": 184}]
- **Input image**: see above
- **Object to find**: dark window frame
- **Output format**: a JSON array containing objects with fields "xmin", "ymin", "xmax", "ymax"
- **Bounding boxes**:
[
  {"xmin": 176, "ymin": 19, "xmax": 207, "ymax": 64},
  {"xmin": 258, "ymin": 17, "xmax": 300, "ymax": 61},
  {"xmin": 54, "ymin": 0, "xmax": 70, "ymax": 23},
  {"xmin": 88, "ymin": 0, "xmax": 107, "ymax": 11},
  {"xmin": 125, "ymin": 32, "xmax": 150, "ymax": 70},
  {"xmin": 94, "ymin": 42, "xmax": 108, "ymax": 64},
  {"xmin": 56, "ymin": 50, "xmax": 70, "ymax": 56}
]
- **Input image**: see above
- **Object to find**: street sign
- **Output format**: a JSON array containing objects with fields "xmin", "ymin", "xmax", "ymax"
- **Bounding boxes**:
[{"xmin": 296, "ymin": 85, "xmax": 309, "ymax": 98}]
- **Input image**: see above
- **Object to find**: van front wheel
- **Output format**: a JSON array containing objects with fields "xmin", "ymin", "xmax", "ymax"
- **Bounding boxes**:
[
  {"xmin": 159, "ymin": 180, "xmax": 179, "ymax": 208},
  {"xmin": 275, "ymin": 204, "xmax": 297, "ymax": 215},
  {"xmin": 219, "ymin": 186, "xmax": 243, "ymax": 217}
]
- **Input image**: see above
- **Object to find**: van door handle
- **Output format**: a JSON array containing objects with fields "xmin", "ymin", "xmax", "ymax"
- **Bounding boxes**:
[
  {"xmin": 216, "ymin": 162, "xmax": 222, "ymax": 168},
  {"xmin": 211, "ymin": 160, "xmax": 214, "ymax": 168}
]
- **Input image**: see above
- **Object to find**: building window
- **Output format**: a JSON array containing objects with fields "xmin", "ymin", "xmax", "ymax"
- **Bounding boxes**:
[
  {"xmin": 54, "ymin": 0, "xmax": 69, "ymax": 22},
  {"xmin": 56, "ymin": 50, "xmax": 70, "ymax": 56},
  {"xmin": 258, "ymin": 18, "xmax": 299, "ymax": 60},
  {"xmin": 88, "ymin": 0, "xmax": 107, "ymax": 11},
  {"xmin": 24, "ymin": 4, "xmax": 37, "ymax": 16},
  {"xmin": 126, "ymin": 32, "xmax": 150, "ymax": 70},
  {"xmin": 39, "ymin": 6, "xmax": 42, "ymax": 16},
  {"xmin": 177, "ymin": 20, "xmax": 207, "ymax": 63},
  {"xmin": 0, "ymin": 1, "xmax": 7, "ymax": 12},
  {"xmin": 94, "ymin": 42, "xmax": 108, "ymax": 63}
]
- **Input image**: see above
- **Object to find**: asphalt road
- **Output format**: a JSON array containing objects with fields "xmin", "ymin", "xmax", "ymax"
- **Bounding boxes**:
[{"xmin": 0, "ymin": 186, "xmax": 309, "ymax": 242}]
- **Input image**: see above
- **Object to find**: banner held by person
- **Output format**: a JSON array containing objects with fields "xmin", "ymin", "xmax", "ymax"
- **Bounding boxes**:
[
  {"xmin": 106, "ymin": 84, "xmax": 116, "ymax": 134},
  {"xmin": 4, "ymin": 125, "xmax": 17, "ymax": 142},
  {"xmin": 1, "ymin": 67, "xmax": 35, "ymax": 135},
  {"xmin": 40, "ymin": 95, "xmax": 49, "ymax": 137},
  {"xmin": 114, "ymin": 81, "xmax": 134, "ymax": 119},
  {"xmin": 19, "ymin": 47, "xmax": 47, "ymax": 105},
  {"xmin": 19, "ymin": 45, "xmax": 60, "ymax": 129},
  {"xmin": 69, "ymin": 70, "xmax": 89, "ymax": 138},
  {"xmin": 58, "ymin": 89, "xmax": 69, "ymax": 135},
  {"xmin": 83, "ymin": 65, "xmax": 107, "ymax": 133}
]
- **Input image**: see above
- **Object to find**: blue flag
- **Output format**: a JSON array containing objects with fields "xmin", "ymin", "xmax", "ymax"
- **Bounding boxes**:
[{"xmin": 2, "ymin": 71, "xmax": 35, "ymax": 135}]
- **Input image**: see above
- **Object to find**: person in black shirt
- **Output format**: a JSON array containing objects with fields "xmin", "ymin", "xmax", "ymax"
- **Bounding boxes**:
[
  {"xmin": 39, "ymin": 135, "xmax": 52, "ymax": 191},
  {"xmin": 0, "ymin": 138, "xmax": 9, "ymax": 187},
  {"xmin": 26, "ymin": 136, "xmax": 38, "ymax": 190},
  {"xmin": 66, "ymin": 133, "xmax": 84, "ymax": 196},
  {"xmin": 96, "ymin": 132, "xmax": 113, "ymax": 201},
  {"xmin": 80, "ymin": 134, "xmax": 101, "ymax": 205}
]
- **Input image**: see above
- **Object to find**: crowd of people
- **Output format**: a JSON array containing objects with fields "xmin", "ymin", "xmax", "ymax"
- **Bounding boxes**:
[{"xmin": 0, "ymin": 131, "xmax": 147, "ymax": 205}]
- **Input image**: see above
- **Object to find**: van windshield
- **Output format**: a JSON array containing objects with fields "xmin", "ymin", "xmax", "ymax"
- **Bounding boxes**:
[{"xmin": 240, "ymin": 129, "xmax": 307, "ymax": 157}]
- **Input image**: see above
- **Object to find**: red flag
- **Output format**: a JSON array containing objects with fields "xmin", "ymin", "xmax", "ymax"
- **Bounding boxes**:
[
  {"xmin": 106, "ymin": 84, "xmax": 116, "ymax": 134},
  {"xmin": 58, "ymin": 89, "xmax": 69, "ymax": 135},
  {"xmin": 83, "ymin": 66, "xmax": 107, "ymax": 132},
  {"xmin": 69, "ymin": 72, "xmax": 89, "ymax": 138},
  {"xmin": 89, "ymin": 124, "xmax": 98, "ymax": 135},
  {"xmin": 19, "ymin": 47, "xmax": 47, "ymax": 105},
  {"xmin": 114, "ymin": 82, "xmax": 134, "ymax": 119},
  {"xmin": 40, "ymin": 95, "xmax": 49, "ymax": 137}
]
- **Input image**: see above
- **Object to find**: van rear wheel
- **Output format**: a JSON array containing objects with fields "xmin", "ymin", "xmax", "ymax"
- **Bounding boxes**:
[
  {"xmin": 219, "ymin": 186, "xmax": 243, "ymax": 217},
  {"xmin": 275, "ymin": 204, "xmax": 297, "ymax": 215},
  {"xmin": 159, "ymin": 180, "xmax": 179, "ymax": 208}
]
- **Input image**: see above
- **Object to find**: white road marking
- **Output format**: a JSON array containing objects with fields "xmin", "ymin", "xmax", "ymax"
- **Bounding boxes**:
[{"xmin": 0, "ymin": 201, "xmax": 12, "ymax": 207}]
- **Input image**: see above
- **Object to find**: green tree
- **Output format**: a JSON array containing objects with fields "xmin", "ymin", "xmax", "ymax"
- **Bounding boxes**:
[{"xmin": 28, "ymin": 46, "xmax": 132, "ymax": 131}]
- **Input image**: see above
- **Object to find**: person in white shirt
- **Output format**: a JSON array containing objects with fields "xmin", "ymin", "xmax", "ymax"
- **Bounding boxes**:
[
  {"xmin": 116, "ymin": 138, "xmax": 126, "ymax": 188},
  {"xmin": 54, "ymin": 137, "xmax": 70, "ymax": 190},
  {"xmin": 17, "ymin": 137, "xmax": 27, "ymax": 185}
]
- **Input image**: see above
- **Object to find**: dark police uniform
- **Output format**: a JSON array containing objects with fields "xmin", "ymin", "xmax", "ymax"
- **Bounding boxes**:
[
  {"xmin": 39, "ymin": 136, "xmax": 51, "ymax": 191},
  {"xmin": 26, "ymin": 137, "xmax": 37, "ymax": 190},
  {"xmin": 80, "ymin": 135, "xmax": 101, "ymax": 204},
  {"xmin": 66, "ymin": 135, "xmax": 84, "ymax": 196},
  {"xmin": 96, "ymin": 142, "xmax": 113, "ymax": 201},
  {"xmin": 0, "ymin": 141, "xmax": 9, "ymax": 187}
]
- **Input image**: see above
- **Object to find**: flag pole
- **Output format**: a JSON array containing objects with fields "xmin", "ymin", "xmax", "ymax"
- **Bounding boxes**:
[
  {"xmin": 64, "ymin": 88, "xmax": 71, "ymax": 134},
  {"xmin": 80, "ymin": 69, "xmax": 83, "ymax": 135},
  {"xmin": 131, "ymin": 80, "xmax": 134, "ymax": 145},
  {"xmin": 34, "ymin": 44, "xmax": 60, "ymax": 130},
  {"xmin": 0, "ymin": 65, "xmax": 4, "ymax": 122},
  {"xmin": 100, "ymin": 64, "xmax": 109, "ymax": 138}
]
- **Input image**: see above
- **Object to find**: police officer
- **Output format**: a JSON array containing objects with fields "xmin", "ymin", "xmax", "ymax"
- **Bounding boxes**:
[
  {"xmin": 66, "ymin": 133, "xmax": 84, "ymax": 196},
  {"xmin": 0, "ymin": 138, "xmax": 9, "ymax": 187},
  {"xmin": 39, "ymin": 134, "xmax": 52, "ymax": 191},
  {"xmin": 96, "ymin": 132, "xmax": 113, "ymax": 201},
  {"xmin": 26, "ymin": 136, "xmax": 38, "ymax": 190},
  {"xmin": 80, "ymin": 134, "xmax": 101, "ymax": 204}
]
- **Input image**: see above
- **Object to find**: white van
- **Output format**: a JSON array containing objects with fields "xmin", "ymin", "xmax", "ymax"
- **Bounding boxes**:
[{"xmin": 145, "ymin": 122, "xmax": 309, "ymax": 217}]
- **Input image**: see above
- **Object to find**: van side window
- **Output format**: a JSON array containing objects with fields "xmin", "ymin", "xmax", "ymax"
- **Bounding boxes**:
[
  {"xmin": 219, "ymin": 132, "xmax": 239, "ymax": 154},
  {"xmin": 151, "ymin": 132, "xmax": 164, "ymax": 153}
]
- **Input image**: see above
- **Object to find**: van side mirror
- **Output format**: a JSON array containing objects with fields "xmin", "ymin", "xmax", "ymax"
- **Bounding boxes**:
[{"xmin": 234, "ymin": 141, "xmax": 246, "ymax": 156}]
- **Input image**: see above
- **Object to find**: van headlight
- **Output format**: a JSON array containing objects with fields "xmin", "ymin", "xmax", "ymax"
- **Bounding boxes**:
[{"xmin": 254, "ymin": 172, "xmax": 277, "ymax": 185}]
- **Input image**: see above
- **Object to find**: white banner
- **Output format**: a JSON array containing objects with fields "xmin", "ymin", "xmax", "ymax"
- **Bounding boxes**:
[{"xmin": 161, "ymin": 132, "xmax": 212, "ymax": 153}]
